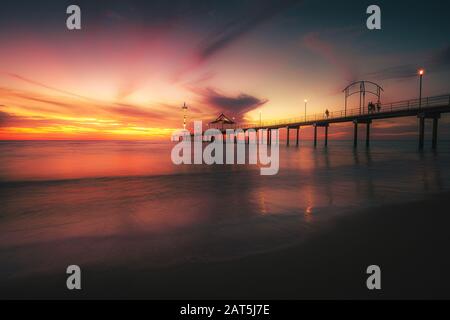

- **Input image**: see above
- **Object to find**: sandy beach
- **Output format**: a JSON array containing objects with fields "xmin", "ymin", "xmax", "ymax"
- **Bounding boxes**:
[{"xmin": 1, "ymin": 191, "xmax": 449, "ymax": 300}]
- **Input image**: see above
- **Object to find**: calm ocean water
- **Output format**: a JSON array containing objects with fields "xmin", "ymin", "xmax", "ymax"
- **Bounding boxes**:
[{"xmin": 1, "ymin": 140, "xmax": 450, "ymax": 279}]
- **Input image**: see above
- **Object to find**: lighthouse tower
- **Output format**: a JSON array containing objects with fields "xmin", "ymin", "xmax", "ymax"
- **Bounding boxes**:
[{"xmin": 182, "ymin": 102, "xmax": 188, "ymax": 130}]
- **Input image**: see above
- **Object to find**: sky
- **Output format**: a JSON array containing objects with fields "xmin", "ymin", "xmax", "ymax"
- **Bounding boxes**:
[{"xmin": 0, "ymin": 0, "xmax": 449, "ymax": 140}]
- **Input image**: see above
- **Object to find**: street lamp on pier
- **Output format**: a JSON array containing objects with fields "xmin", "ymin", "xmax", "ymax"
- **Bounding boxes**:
[
  {"xmin": 304, "ymin": 99, "xmax": 308, "ymax": 121},
  {"xmin": 418, "ymin": 69, "xmax": 425, "ymax": 108}
]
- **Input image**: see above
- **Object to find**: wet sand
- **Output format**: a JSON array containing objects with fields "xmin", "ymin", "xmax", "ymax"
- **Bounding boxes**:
[{"xmin": 2, "ymin": 192, "xmax": 449, "ymax": 300}]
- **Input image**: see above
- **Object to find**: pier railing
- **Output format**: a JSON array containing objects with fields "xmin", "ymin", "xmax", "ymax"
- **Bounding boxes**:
[{"xmin": 235, "ymin": 94, "xmax": 450, "ymax": 129}]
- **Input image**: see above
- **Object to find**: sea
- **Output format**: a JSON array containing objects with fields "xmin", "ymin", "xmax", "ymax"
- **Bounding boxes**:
[{"xmin": 1, "ymin": 139, "xmax": 449, "ymax": 280}]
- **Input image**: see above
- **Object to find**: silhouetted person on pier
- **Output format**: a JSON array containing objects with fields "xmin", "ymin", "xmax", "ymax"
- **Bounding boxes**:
[
  {"xmin": 325, "ymin": 109, "xmax": 330, "ymax": 118},
  {"xmin": 368, "ymin": 102, "xmax": 375, "ymax": 113},
  {"xmin": 376, "ymin": 102, "xmax": 381, "ymax": 112}
]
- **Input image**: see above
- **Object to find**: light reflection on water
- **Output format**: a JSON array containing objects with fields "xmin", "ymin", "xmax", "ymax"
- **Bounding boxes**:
[{"xmin": 0, "ymin": 140, "xmax": 449, "ymax": 278}]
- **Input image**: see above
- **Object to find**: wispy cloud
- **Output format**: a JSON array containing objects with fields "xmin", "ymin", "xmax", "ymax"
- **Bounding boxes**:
[
  {"xmin": 198, "ymin": 0, "xmax": 301, "ymax": 61},
  {"xmin": 173, "ymin": 0, "xmax": 302, "ymax": 81},
  {"xmin": 0, "ymin": 84, "xmax": 182, "ymax": 131},
  {"xmin": 4, "ymin": 73, "xmax": 96, "ymax": 102},
  {"xmin": 365, "ymin": 45, "xmax": 450, "ymax": 80},
  {"xmin": 302, "ymin": 30, "xmax": 359, "ymax": 82}
]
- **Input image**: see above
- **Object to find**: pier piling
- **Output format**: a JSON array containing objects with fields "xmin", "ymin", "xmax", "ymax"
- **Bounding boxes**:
[
  {"xmin": 287, "ymin": 127, "xmax": 290, "ymax": 146},
  {"xmin": 432, "ymin": 116, "xmax": 439, "ymax": 149},
  {"xmin": 419, "ymin": 117, "xmax": 425, "ymax": 150},
  {"xmin": 314, "ymin": 125, "xmax": 317, "ymax": 147},
  {"xmin": 366, "ymin": 122, "xmax": 371, "ymax": 148},
  {"xmin": 353, "ymin": 121, "xmax": 358, "ymax": 148}
]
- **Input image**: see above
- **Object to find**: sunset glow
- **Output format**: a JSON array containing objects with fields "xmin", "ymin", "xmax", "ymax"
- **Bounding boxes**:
[
  {"xmin": 2, "ymin": 0, "xmax": 450, "ymax": 302},
  {"xmin": 1, "ymin": 1, "xmax": 449, "ymax": 140}
]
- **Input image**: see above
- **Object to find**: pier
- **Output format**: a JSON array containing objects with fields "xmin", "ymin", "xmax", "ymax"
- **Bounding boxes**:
[{"xmin": 206, "ymin": 94, "xmax": 450, "ymax": 149}]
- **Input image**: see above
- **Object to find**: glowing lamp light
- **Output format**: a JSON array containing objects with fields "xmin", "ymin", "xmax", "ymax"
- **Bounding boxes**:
[{"xmin": 419, "ymin": 69, "xmax": 425, "ymax": 76}]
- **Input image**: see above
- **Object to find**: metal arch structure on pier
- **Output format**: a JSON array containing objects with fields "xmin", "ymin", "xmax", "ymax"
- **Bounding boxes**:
[
  {"xmin": 229, "ymin": 94, "xmax": 450, "ymax": 149},
  {"xmin": 343, "ymin": 81, "xmax": 383, "ymax": 116}
]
